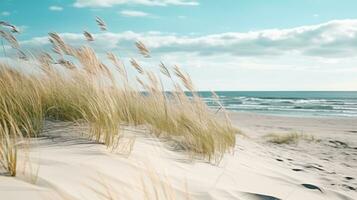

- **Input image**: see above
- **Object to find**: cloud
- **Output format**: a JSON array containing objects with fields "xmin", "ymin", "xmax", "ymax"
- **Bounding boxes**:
[
  {"xmin": 17, "ymin": 19, "xmax": 357, "ymax": 59},
  {"xmin": 143, "ymin": 19, "xmax": 357, "ymax": 58},
  {"xmin": 74, "ymin": 0, "xmax": 199, "ymax": 8},
  {"xmin": 6, "ymin": 19, "xmax": 357, "ymax": 90},
  {"xmin": 1, "ymin": 11, "xmax": 10, "ymax": 16},
  {"xmin": 49, "ymin": 6, "xmax": 64, "ymax": 11},
  {"xmin": 120, "ymin": 10, "xmax": 151, "ymax": 17}
]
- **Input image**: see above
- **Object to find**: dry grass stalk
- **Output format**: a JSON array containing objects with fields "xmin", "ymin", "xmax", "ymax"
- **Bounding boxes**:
[
  {"xmin": 57, "ymin": 59, "xmax": 76, "ymax": 69},
  {"xmin": 0, "ymin": 21, "xmax": 19, "ymax": 33},
  {"xmin": 0, "ymin": 119, "xmax": 20, "ymax": 176},
  {"xmin": 48, "ymin": 32, "xmax": 74, "ymax": 56},
  {"xmin": 96, "ymin": 16, "xmax": 107, "ymax": 31},
  {"xmin": 130, "ymin": 58, "xmax": 144, "ymax": 74},
  {"xmin": 107, "ymin": 52, "xmax": 127, "ymax": 80},
  {"xmin": 173, "ymin": 65, "xmax": 194, "ymax": 91},
  {"xmin": 0, "ymin": 29, "xmax": 20, "ymax": 49},
  {"xmin": 74, "ymin": 46, "xmax": 103, "ymax": 74},
  {"xmin": 135, "ymin": 41, "xmax": 150, "ymax": 58},
  {"xmin": 49, "ymin": 38, "xmax": 63, "ymax": 55},
  {"xmin": 84, "ymin": 31, "xmax": 94, "ymax": 41},
  {"xmin": 159, "ymin": 62, "xmax": 171, "ymax": 78},
  {"xmin": 211, "ymin": 91, "xmax": 223, "ymax": 113},
  {"xmin": 17, "ymin": 49, "xmax": 28, "ymax": 60},
  {"xmin": 37, "ymin": 52, "xmax": 54, "ymax": 71}
]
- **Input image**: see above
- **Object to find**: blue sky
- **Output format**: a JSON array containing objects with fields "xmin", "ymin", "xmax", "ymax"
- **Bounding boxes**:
[{"xmin": 1, "ymin": 0, "xmax": 357, "ymax": 90}]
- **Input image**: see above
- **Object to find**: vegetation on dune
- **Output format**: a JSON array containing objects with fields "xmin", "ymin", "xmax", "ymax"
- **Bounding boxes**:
[
  {"xmin": 0, "ymin": 18, "xmax": 236, "ymax": 176},
  {"xmin": 264, "ymin": 132, "xmax": 316, "ymax": 145}
]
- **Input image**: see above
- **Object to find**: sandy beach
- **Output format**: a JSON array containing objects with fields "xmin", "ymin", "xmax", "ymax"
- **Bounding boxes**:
[
  {"xmin": 1, "ymin": 112, "xmax": 356, "ymax": 200},
  {"xmin": 2, "ymin": 3, "xmax": 357, "ymax": 199}
]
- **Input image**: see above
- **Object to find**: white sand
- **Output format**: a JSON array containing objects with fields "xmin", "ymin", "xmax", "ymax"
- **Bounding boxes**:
[{"xmin": 1, "ymin": 113, "xmax": 356, "ymax": 200}]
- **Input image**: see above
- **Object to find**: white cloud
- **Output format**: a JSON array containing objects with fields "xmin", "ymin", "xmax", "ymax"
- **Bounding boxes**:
[
  {"xmin": 146, "ymin": 19, "xmax": 357, "ymax": 58},
  {"xmin": 313, "ymin": 14, "xmax": 319, "ymax": 18},
  {"xmin": 9, "ymin": 19, "xmax": 357, "ymax": 90},
  {"xmin": 1, "ymin": 11, "xmax": 10, "ymax": 16},
  {"xmin": 74, "ymin": 0, "xmax": 199, "ymax": 7},
  {"xmin": 49, "ymin": 6, "xmax": 63, "ymax": 11},
  {"xmin": 17, "ymin": 19, "xmax": 357, "ymax": 59},
  {"xmin": 120, "ymin": 10, "xmax": 151, "ymax": 17}
]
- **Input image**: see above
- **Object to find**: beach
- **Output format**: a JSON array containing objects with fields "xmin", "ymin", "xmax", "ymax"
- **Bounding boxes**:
[
  {"xmin": 1, "ymin": 112, "xmax": 356, "ymax": 200},
  {"xmin": 1, "ymin": 3, "xmax": 357, "ymax": 200}
]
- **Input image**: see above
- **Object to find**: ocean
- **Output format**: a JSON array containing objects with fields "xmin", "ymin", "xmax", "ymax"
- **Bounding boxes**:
[{"xmin": 196, "ymin": 91, "xmax": 357, "ymax": 118}]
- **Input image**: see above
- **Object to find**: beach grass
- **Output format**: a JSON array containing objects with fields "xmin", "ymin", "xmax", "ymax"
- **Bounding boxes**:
[
  {"xmin": 0, "ymin": 19, "xmax": 236, "ymax": 175},
  {"xmin": 264, "ymin": 132, "xmax": 316, "ymax": 145}
]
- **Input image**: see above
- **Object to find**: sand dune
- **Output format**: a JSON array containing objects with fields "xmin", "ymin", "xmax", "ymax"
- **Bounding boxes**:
[{"xmin": 1, "ymin": 113, "xmax": 356, "ymax": 200}]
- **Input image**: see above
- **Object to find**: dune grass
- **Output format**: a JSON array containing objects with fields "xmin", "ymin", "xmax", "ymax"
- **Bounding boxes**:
[
  {"xmin": 264, "ymin": 132, "xmax": 316, "ymax": 145},
  {"xmin": 0, "ymin": 19, "xmax": 236, "ymax": 176},
  {"xmin": 0, "ymin": 115, "xmax": 21, "ymax": 176}
]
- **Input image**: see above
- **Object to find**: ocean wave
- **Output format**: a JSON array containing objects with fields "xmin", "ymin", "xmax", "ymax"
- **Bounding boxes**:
[
  {"xmin": 202, "ymin": 92, "xmax": 357, "ymax": 117},
  {"xmin": 293, "ymin": 105, "xmax": 334, "ymax": 110}
]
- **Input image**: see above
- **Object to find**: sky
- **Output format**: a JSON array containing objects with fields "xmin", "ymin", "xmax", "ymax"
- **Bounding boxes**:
[{"xmin": 1, "ymin": 0, "xmax": 357, "ymax": 91}]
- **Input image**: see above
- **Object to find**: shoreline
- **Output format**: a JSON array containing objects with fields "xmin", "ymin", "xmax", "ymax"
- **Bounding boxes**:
[{"xmin": 226, "ymin": 110, "xmax": 357, "ymax": 119}]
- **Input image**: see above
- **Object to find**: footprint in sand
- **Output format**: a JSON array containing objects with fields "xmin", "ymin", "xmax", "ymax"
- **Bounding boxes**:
[
  {"xmin": 292, "ymin": 168, "xmax": 304, "ymax": 172},
  {"xmin": 305, "ymin": 164, "xmax": 324, "ymax": 171},
  {"xmin": 342, "ymin": 184, "xmax": 356, "ymax": 191},
  {"xmin": 328, "ymin": 140, "xmax": 349, "ymax": 148},
  {"xmin": 243, "ymin": 192, "xmax": 281, "ymax": 200},
  {"xmin": 301, "ymin": 184, "xmax": 323, "ymax": 193},
  {"xmin": 342, "ymin": 163, "xmax": 351, "ymax": 167},
  {"xmin": 348, "ymin": 130, "xmax": 357, "ymax": 133}
]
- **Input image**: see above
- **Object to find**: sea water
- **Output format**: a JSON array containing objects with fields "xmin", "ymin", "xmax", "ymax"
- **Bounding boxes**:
[{"xmin": 196, "ymin": 91, "xmax": 357, "ymax": 118}]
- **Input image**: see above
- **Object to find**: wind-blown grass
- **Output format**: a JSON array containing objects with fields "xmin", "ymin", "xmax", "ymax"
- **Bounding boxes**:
[
  {"xmin": 0, "ymin": 115, "xmax": 21, "ymax": 176},
  {"xmin": 0, "ymin": 19, "xmax": 236, "ymax": 176}
]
